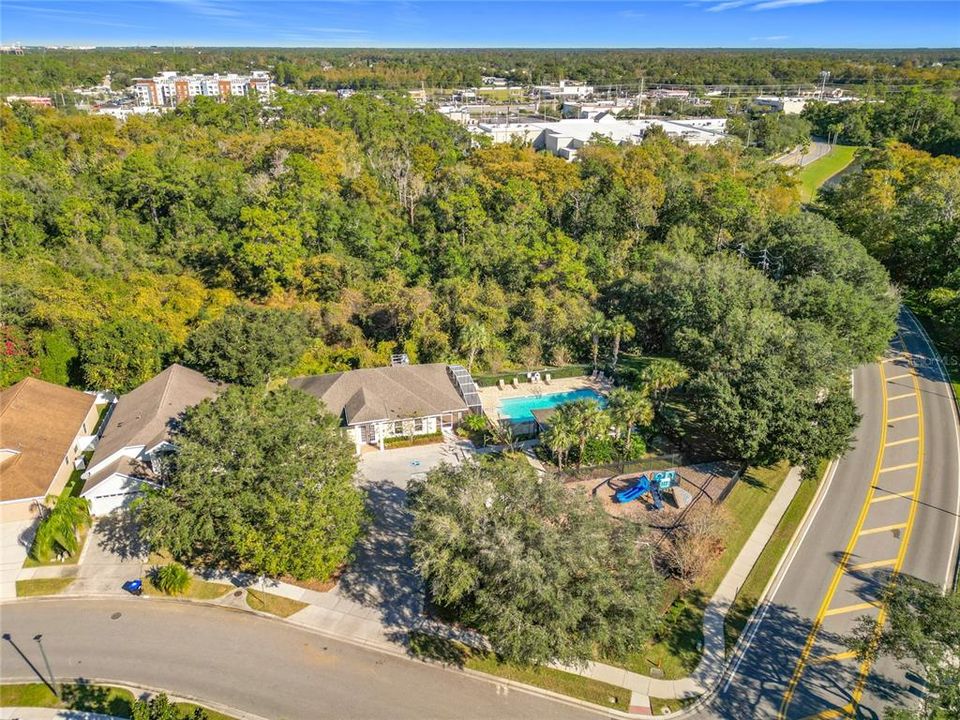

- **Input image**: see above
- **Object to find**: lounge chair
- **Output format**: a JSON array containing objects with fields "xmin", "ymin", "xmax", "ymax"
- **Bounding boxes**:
[
  {"xmin": 497, "ymin": 378, "xmax": 505, "ymax": 391},
  {"xmin": 596, "ymin": 371, "xmax": 605, "ymax": 383},
  {"xmin": 512, "ymin": 377, "xmax": 520, "ymax": 389},
  {"xmin": 590, "ymin": 369, "xmax": 598, "ymax": 380},
  {"xmin": 544, "ymin": 373, "xmax": 552, "ymax": 384}
]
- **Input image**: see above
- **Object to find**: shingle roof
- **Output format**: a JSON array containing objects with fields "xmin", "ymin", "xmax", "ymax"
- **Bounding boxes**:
[
  {"xmin": 84, "ymin": 364, "xmax": 222, "ymax": 488},
  {"xmin": 0, "ymin": 377, "xmax": 97, "ymax": 502},
  {"xmin": 289, "ymin": 364, "xmax": 469, "ymax": 426}
]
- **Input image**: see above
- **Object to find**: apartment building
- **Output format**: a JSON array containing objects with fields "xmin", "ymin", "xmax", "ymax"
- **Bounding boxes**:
[{"xmin": 133, "ymin": 70, "xmax": 271, "ymax": 107}]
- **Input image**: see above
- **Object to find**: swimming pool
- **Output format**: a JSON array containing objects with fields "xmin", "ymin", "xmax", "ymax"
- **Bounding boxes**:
[{"xmin": 498, "ymin": 388, "xmax": 606, "ymax": 423}]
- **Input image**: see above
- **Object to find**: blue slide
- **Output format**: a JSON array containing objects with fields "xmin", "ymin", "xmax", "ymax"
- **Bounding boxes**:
[{"xmin": 615, "ymin": 475, "xmax": 650, "ymax": 503}]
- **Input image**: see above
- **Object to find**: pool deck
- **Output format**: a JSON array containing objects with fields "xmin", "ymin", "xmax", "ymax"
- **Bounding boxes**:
[{"xmin": 478, "ymin": 375, "xmax": 606, "ymax": 426}]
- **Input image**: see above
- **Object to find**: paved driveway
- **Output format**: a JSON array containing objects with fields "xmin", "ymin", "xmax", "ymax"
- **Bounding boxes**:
[
  {"xmin": 0, "ymin": 519, "xmax": 36, "ymax": 599},
  {"xmin": 336, "ymin": 442, "xmax": 465, "ymax": 632}
]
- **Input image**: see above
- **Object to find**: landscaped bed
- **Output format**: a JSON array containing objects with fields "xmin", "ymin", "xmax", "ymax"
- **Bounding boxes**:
[{"xmin": 22, "ymin": 526, "xmax": 89, "ymax": 569}]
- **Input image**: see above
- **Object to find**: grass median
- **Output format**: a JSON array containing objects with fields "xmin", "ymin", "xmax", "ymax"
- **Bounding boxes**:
[
  {"xmin": 724, "ymin": 460, "xmax": 827, "ymax": 653},
  {"xmin": 796, "ymin": 145, "xmax": 859, "ymax": 202},
  {"xmin": 16, "ymin": 577, "xmax": 75, "ymax": 597},
  {"xmin": 245, "ymin": 588, "xmax": 308, "ymax": 617},
  {"xmin": 407, "ymin": 632, "xmax": 631, "ymax": 712}
]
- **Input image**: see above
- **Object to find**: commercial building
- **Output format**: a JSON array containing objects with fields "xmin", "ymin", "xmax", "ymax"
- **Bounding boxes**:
[
  {"xmin": 92, "ymin": 102, "xmax": 163, "ymax": 121},
  {"xmin": 4, "ymin": 95, "xmax": 53, "ymax": 108},
  {"xmin": 0, "ymin": 378, "xmax": 102, "ymax": 521},
  {"xmin": 470, "ymin": 114, "xmax": 729, "ymax": 160},
  {"xmin": 133, "ymin": 70, "xmax": 271, "ymax": 107},
  {"xmin": 289, "ymin": 363, "xmax": 482, "ymax": 453},
  {"xmin": 754, "ymin": 96, "xmax": 810, "ymax": 115},
  {"xmin": 532, "ymin": 80, "xmax": 595, "ymax": 100}
]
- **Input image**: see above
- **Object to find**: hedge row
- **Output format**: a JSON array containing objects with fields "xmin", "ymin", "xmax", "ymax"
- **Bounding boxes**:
[
  {"xmin": 383, "ymin": 430, "xmax": 444, "ymax": 448},
  {"xmin": 474, "ymin": 364, "xmax": 592, "ymax": 388}
]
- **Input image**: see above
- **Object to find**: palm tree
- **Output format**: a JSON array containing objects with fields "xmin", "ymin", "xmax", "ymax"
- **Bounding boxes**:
[
  {"xmin": 31, "ymin": 495, "xmax": 91, "ymax": 563},
  {"xmin": 640, "ymin": 358, "xmax": 690, "ymax": 411},
  {"xmin": 460, "ymin": 321, "xmax": 489, "ymax": 372},
  {"xmin": 582, "ymin": 311, "xmax": 607, "ymax": 371},
  {"xmin": 566, "ymin": 399, "xmax": 609, "ymax": 467},
  {"xmin": 542, "ymin": 407, "xmax": 577, "ymax": 472},
  {"xmin": 606, "ymin": 315, "xmax": 635, "ymax": 370},
  {"xmin": 608, "ymin": 388, "xmax": 654, "ymax": 455}
]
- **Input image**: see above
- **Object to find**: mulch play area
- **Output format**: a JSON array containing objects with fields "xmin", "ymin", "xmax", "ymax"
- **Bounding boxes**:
[{"xmin": 565, "ymin": 461, "xmax": 741, "ymax": 530}]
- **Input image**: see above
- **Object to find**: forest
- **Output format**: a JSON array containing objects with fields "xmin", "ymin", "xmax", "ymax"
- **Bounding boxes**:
[
  {"xmin": 0, "ymin": 88, "xmax": 906, "ymax": 469},
  {"xmin": 2, "ymin": 47, "xmax": 959, "ymax": 96}
]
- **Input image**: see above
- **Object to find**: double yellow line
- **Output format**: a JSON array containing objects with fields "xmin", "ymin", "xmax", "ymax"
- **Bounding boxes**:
[{"xmin": 777, "ymin": 341, "xmax": 925, "ymax": 719}]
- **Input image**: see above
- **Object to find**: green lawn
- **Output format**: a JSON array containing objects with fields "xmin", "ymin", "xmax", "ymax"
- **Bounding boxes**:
[
  {"xmin": 724, "ymin": 460, "xmax": 827, "ymax": 653},
  {"xmin": 407, "ymin": 633, "xmax": 630, "ymax": 712},
  {"xmin": 22, "ymin": 526, "xmax": 89, "ymax": 568},
  {"xmin": 143, "ymin": 574, "xmax": 233, "ymax": 601},
  {"xmin": 1, "ymin": 683, "xmax": 238, "ymax": 719},
  {"xmin": 245, "ymin": 588, "xmax": 308, "ymax": 617},
  {"xmin": 616, "ymin": 462, "xmax": 793, "ymax": 679},
  {"xmin": 0, "ymin": 682, "xmax": 135, "ymax": 717},
  {"xmin": 650, "ymin": 696, "xmax": 697, "ymax": 714},
  {"xmin": 63, "ymin": 450, "xmax": 94, "ymax": 497},
  {"xmin": 16, "ymin": 578, "xmax": 75, "ymax": 597},
  {"xmin": 173, "ymin": 701, "xmax": 238, "ymax": 720},
  {"xmin": 795, "ymin": 145, "xmax": 859, "ymax": 202}
]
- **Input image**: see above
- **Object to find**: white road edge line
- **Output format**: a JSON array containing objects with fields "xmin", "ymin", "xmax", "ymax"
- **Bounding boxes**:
[
  {"xmin": 720, "ymin": 367, "xmax": 851, "ymax": 695},
  {"xmin": 904, "ymin": 309, "xmax": 960, "ymax": 590}
]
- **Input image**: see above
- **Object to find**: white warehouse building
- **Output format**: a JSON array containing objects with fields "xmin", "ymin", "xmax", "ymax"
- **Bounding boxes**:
[{"xmin": 470, "ymin": 113, "xmax": 729, "ymax": 160}]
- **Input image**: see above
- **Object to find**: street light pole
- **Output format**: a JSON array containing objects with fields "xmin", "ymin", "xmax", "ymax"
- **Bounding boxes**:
[{"xmin": 33, "ymin": 634, "xmax": 59, "ymax": 698}]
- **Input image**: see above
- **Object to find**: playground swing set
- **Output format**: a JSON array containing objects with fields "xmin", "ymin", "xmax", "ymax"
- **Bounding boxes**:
[{"xmin": 614, "ymin": 470, "xmax": 678, "ymax": 510}]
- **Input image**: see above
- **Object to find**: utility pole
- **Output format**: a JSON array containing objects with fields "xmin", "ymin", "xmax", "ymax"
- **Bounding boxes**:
[
  {"xmin": 34, "ymin": 634, "xmax": 59, "ymax": 698},
  {"xmin": 638, "ymin": 76, "xmax": 644, "ymax": 120},
  {"xmin": 818, "ymin": 70, "xmax": 830, "ymax": 100}
]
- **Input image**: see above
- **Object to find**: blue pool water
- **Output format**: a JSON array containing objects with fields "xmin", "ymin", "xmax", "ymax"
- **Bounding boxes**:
[{"xmin": 498, "ymin": 388, "xmax": 606, "ymax": 423}]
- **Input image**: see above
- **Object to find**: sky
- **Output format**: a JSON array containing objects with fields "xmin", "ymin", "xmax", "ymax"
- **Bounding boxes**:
[{"xmin": 1, "ymin": 1, "xmax": 958, "ymax": 49}]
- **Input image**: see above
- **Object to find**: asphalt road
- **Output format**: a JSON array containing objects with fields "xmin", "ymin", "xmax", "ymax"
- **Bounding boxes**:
[
  {"xmin": 0, "ymin": 598, "xmax": 608, "ymax": 720},
  {"xmin": 773, "ymin": 140, "xmax": 832, "ymax": 168},
  {"xmin": 698, "ymin": 310, "xmax": 960, "ymax": 720}
]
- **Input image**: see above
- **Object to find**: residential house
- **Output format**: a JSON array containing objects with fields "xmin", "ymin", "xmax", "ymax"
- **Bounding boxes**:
[
  {"xmin": 0, "ymin": 378, "xmax": 101, "ymax": 521},
  {"xmin": 289, "ymin": 364, "xmax": 482, "ymax": 453},
  {"xmin": 80, "ymin": 364, "xmax": 222, "ymax": 515}
]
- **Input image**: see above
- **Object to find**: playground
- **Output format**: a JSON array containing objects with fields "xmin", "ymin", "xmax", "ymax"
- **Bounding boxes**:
[{"xmin": 566, "ymin": 461, "xmax": 741, "ymax": 533}]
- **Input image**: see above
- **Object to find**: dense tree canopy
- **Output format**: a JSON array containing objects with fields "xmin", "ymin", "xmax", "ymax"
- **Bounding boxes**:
[
  {"xmin": 182, "ymin": 304, "xmax": 309, "ymax": 385},
  {"xmin": 0, "ymin": 88, "xmax": 899, "ymax": 467},
  {"xmin": 137, "ymin": 385, "xmax": 364, "ymax": 581},
  {"xmin": 820, "ymin": 142, "xmax": 960, "ymax": 366},
  {"xmin": 408, "ymin": 457, "xmax": 663, "ymax": 666},
  {"xmin": 3, "ymin": 47, "xmax": 957, "ymax": 97}
]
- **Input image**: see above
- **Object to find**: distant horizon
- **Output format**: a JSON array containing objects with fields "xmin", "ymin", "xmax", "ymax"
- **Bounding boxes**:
[
  {"xmin": 3, "ymin": 1, "xmax": 958, "ymax": 49},
  {"xmin": 11, "ymin": 45, "xmax": 960, "ymax": 51}
]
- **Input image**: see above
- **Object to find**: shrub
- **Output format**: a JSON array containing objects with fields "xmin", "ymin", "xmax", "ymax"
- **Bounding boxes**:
[
  {"xmin": 152, "ymin": 562, "xmax": 191, "ymax": 595},
  {"xmin": 383, "ymin": 430, "xmax": 443, "ymax": 448}
]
